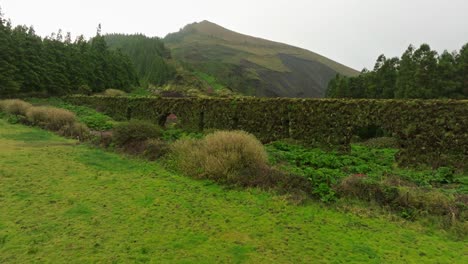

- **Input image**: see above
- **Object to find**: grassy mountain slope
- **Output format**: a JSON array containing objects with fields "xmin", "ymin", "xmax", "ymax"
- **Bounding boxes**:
[
  {"xmin": 0, "ymin": 120, "xmax": 465, "ymax": 262},
  {"xmin": 165, "ymin": 21, "xmax": 359, "ymax": 97}
]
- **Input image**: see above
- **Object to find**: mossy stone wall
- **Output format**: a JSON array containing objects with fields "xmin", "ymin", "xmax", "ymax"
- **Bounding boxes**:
[{"xmin": 64, "ymin": 96, "xmax": 468, "ymax": 170}]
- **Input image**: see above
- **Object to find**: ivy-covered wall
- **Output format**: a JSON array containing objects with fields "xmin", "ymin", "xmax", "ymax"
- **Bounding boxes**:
[{"xmin": 64, "ymin": 96, "xmax": 468, "ymax": 170}]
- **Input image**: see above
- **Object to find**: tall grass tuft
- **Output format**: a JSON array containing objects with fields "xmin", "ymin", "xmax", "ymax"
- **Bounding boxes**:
[
  {"xmin": 0, "ymin": 99, "xmax": 32, "ymax": 116},
  {"xmin": 26, "ymin": 106, "xmax": 76, "ymax": 130},
  {"xmin": 58, "ymin": 122, "xmax": 91, "ymax": 141},
  {"xmin": 103, "ymin": 89, "xmax": 127, "ymax": 97},
  {"xmin": 169, "ymin": 131, "xmax": 269, "ymax": 184}
]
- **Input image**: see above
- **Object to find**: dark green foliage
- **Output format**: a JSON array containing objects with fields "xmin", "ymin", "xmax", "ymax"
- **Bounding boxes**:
[
  {"xmin": 267, "ymin": 141, "xmax": 466, "ymax": 219},
  {"xmin": 113, "ymin": 120, "xmax": 162, "ymax": 147},
  {"xmin": 327, "ymin": 43, "xmax": 468, "ymax": 99},
  {"xmin": 104, "ymin": 34, "xmax": 176, "ymax": 87},
  {"xmin": 161, "ymin": 128, "xmax": 204, "ymax": 142},
  {"xmin": 64, "ymin": 96, "xmax": 468, "ymax": 170},
  {"xmin": 0, "ymin": 13, "xmax": 138, "ymax": 97},
  {"xmin": 144, "ymin": 139, "xmax": 169, "ymax": 161}
]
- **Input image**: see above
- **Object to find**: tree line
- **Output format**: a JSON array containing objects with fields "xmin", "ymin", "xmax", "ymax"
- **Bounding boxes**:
[
  {"xmin": 327, "ymin": 43, "xmax": 468, "ymax": 99},
  {"xmin": 104, "ymin": 34, "xmax": 176, "ymax": 87},
  {"xmin": 0, "ymin": 9, "xmax": 139, "ymax": 97}
]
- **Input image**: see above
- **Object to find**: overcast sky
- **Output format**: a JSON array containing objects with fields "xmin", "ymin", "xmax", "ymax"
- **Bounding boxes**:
[{"xmin": 1, "ymin": 0, "xmax": 467, "ymax": 70}]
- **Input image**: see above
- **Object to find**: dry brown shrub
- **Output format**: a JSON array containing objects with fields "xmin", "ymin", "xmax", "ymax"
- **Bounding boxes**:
[
  {"xmin": 0, "ymin": 99, "xmax": 32, "ymax": 115},
  {"xmin": 170, "ymin": 131, "xmax": 269, "ymax": 184},
  {"xmin": 59, "ymin": 122, "xmax": 90, "ymax": 141},
  {"xmin": 26, "ymin": 106, "xmax": 76, "ymax": 130},
  {"xmin": 103, "ymin": 89, "xmax": 126, "ymax": 97}
]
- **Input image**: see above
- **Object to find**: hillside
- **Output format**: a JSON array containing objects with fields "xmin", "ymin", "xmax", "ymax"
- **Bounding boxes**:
[{"xmin": 164, "ymin": 21, "xmax": 359, "ymax": 97}]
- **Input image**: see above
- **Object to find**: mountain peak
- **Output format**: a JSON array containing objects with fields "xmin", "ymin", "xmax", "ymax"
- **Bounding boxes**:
[{"xmin": 164, "ymin": 21, "xmax": 358, "ymax": 97}]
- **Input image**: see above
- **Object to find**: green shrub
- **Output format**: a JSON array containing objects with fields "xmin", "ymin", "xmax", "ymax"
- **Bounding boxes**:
[
  {"xmin": 0, "ymin": 99, "xmax": 32, "ymax": 116},
  {"xmin": 359, "ymin": 137, "xmax": 399, "ymax": 149},
  {"xmin": 144, "ymin": 139, "xmax": 169, "ymax": 160},
  {"xmin": 169, "ymin": 131, "xmax": 269, "ymax": 184},
  {"xmin": 337, "ymin": 174, "xmax": 399, "ymax": 204},
  {"xmin": 103, "ymin": 89, "xmax": 126, "ymax": 97},
  {"xmin": 161, "ymin": 128, "xmax": 204, "ymax": 142},
  {"xmin": 26, "ymin": 106, "xmax": 76, "ymax": 131},
  {"xmin": 337, "ymin": 174, "xmax": 459, "ymax": 219},
  {"xmin": 432, "ymin": 167, "xmax": 455, "ymax": 184},
  {"xmin": 113, "ymin": 120, "xmax": 162, "ymax": 147}
]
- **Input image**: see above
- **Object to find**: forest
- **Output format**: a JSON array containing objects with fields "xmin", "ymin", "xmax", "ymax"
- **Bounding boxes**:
[
  {"xmin": 327, "ymin": 43, "xmax": 468, "ymax": 99},
  {"xmin": 104, "ymin": 34, "xmax": 176, "ymax": 87},
  {"xmin": 0, "ymin": 12, "xmax": 139, "ymax": 97}
]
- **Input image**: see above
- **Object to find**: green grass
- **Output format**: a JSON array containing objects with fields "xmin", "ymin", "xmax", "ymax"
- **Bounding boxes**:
[
  {"xmin": 193, "ymin": 71, "xmax": 227, "ymax": 91},
  {"xmin": 0, "ymin": 119, "xmax": 466, "ymax": 263},
  {"xmin": 26, "ymin": 98, "xmax": 115, "ymax": 131}
]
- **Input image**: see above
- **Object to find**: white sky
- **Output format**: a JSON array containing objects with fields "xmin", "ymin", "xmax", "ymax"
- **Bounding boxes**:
[{"xmin": 1, "ymin": 0, "xmax": 467, "ymax": 70}]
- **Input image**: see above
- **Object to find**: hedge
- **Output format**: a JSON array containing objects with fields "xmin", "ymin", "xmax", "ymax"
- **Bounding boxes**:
[{"xmin": 64, "ymin": 96, "xmax": 468, "ymax": 170}]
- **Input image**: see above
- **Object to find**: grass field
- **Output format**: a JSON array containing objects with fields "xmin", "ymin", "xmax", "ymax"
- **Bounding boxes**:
[{"xmin": 0, "ymin": 119, "xmax": 466, "ymax": 263}]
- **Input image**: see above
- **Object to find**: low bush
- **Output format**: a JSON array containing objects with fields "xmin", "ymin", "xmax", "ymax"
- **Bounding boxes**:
[
  {"xmin": 103, "ymin": 89, "xmax": 126, "ymax": 97},
  {"xmin": 169, "ymin": 131, "xmax": 269, "ymax": 184},
  {"xmin": 359, "ymin": 137, "xmax": 399, "ymax": 149},
  {"xmin": 161, "ymin": 128, "xmax": 204, "ymax": 142},
  {"xmin": 144, "ymin": 139, "xmax": 169, "ymax": 161},
  {"xmin": 58, "ymin": 122, "xmax": 90, "ymax": 141},
  {"xmin": 337, "ymin": 174, "xmax": 459, "ymax": 220},
  {"xmin": 112, "ymin": 120, "xmax": 162, "ymax": 147},
  {"xmin": 0, "ymin": 99, "xmax": 32, "ymax": 116},
  {"xmin": 90, "ymin": 131, "xmax": 114, "ymax": 148},
  {"xmin": 25, "ymin": 106, "xmax": 49, "ymax": 126},
  {"xmin": 26, "ymin": 98, "xmax": 115, "ymax": 131},
  {"xmin": 337, "ymin": 174, "xmax": 399, "ymax": 204},
  {"xmin": 26, "ymin": 106, "xmax": 76, "ymax": 131}
]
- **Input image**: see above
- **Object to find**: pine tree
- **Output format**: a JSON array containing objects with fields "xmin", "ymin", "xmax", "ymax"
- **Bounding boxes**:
[{"xmin": 0, "ymin": 10, "xmax": 20, "ymax": 95}]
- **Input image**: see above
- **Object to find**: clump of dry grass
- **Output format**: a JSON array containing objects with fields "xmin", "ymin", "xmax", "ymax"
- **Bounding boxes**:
[
  {"xmin": 103, "ymin": 89, "xmax": 126, "ymax": 97},
  {"xmin": 170, "ymin": 130, "xmax": 269, "ymax": 183},
  {"xmin": 0, "ymin": 99, "xmax": 32, "ymax": 115},
  {"xmin": 59, "ymin": 122, "xmax": 90, "ymax": 141},
  {"xmin": 26, "ymin": 106, "xmax": 76, "ymax": 130}
]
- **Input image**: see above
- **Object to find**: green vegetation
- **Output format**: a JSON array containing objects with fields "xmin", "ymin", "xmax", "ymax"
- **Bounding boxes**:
[
  {"xmin": 327, "ymin": 43, "xmax": 468, "ymax": 99},
  {"xmin": 113, "ymin": 120, "xmax": 162, "ymax": 147},
  {"xmin": 64, "ymin": 96, "xmax": 468, "ymax": 170},
  {"xmin": 0, "ymin": 99, "xmax": 90, "ymax": 140},
  {"xmin": 267, "ymin": 141, "xmax": 466, "ymax": 201},
  {"xmin": 104, "ymin": 34, "xmax": 176, "ymax": 87},
  {"xmin": 27, "ymin": 98, "xmax": 114, "ymax": 131},
  {"xmin": 0, "ymin": 119, "xmax": 466, "ymax": 263},
  {"xmin": 193, "ymin": 71, "xmax": 227, "ymax": 91},
  {"xmin": 0, "ymin": 11, "xmax": 138, "ymax": 96},
  {"xmin": 164, "ymin": 20, "xmax": 358, "ymax": 97}
]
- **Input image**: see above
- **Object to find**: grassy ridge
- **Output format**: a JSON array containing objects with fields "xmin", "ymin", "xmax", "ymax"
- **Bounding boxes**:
[
  {"xmin": 164, "ymin": 21, "xmax": 359, "ymax": 97},
  {"xmin": 0, "ymin": 120, "xmax": 466, "ymax": 263}
]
